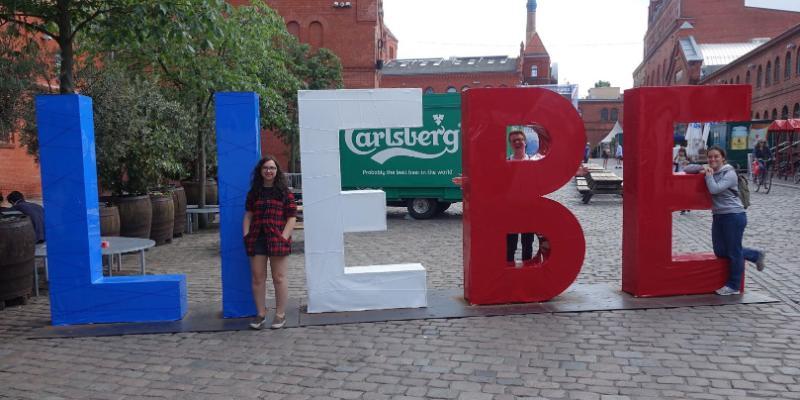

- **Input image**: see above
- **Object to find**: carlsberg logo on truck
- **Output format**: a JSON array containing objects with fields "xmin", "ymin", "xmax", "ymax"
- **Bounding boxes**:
[{"xmin": 344, "ymin": 114, "xmax": 460, "ymax": 164}]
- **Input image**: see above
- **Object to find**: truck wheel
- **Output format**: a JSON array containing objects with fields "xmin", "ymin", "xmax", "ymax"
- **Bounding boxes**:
[
  {"xmin": 435, "ymin": 202, "xmax": 451, "ymax": 215},
  {"xmin": 407, "ymin": 198, "xmax": 438, "ymax": 219}
]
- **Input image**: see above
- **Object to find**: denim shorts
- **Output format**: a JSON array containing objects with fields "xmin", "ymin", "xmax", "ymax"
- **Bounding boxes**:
[{"xmin": 253, "ymin": 235, "xmax": 269, "ymax": 255}]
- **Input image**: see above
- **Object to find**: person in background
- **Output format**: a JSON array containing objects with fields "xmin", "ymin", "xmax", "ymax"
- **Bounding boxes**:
[
  {"xmin": 7, "ymin": 191, "xmax": 45, "ymax": 243},
  {"xmin": 583, "ymin": 142, "xmax": 590, "ymax": 164},
  {"xmin": 243, "ymin": 156, "xmax": 297, "ymax": 329},
  {"xmin": 674, "ymin": 146, "xmax": 692, "ymax": 215},
  {"xmin": 685, "ymin": 146, "xmax": 766, "ymax": 295},
  {"xmin": 505, "ymin": 130, "xmax": 536, "ymax": 264},
  {"xmin": 752, "ymin": 139, "xmax": 771, "ymax": 175},
  {"xmin": 602, "ymin": 146, "xmax": 610, "ymax": 169},
  {"xmin": 615, "ymin": 143, "xmax": 624, "ymax": 168}
]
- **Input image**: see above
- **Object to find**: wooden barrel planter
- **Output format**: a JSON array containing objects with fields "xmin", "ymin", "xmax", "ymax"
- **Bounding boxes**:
[
  {"xmin": 149, "ymin": 193, "xmax": 174, "ymax": 246},
  {"xmin": 0, "ymin": 216, "xmax": 35, "ymax": 305},
  {"xmin": 171, "ymin": 186, "xmax": 187, "ymax": 237},
  {"xmin": 99, "ymin": 204, "xmax": 120, "ymax": 236},
  {"xmin": 114, "ymin": 195, "xmax": 152, "ymax": 239},
  {"xmin": 182, "ymin": 179, "xmax": 218, "ymax": 205}
]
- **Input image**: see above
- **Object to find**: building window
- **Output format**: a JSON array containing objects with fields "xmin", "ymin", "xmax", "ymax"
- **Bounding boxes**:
[
  {"xmin": 774, "ymin": 57, "xmax": 780, "ymax": 83},
  {"xmin": 309, "ymin": 21, "xmax": 323, "ymax": 47},
  {"xmin": 786, "ymin": 52, "xmax": 792, "ymax": 80},
  {"xmin": 797, "ymin": 48, "xmax": 800, "ymax": 76},
  {"xmin": 600, "ymin": 108, "xmax": 609, "ymax": 121},
  {"xmin": 424, "ymin": 87, "xmax": 435, "ymax": 94},
  {"xmin": 755, "ymin": 112, "xmax": 760, "ymax": 119},
  {"xmin": 764, "ymin": 109, "xmax": 769, "ymax": 119},
  {"xmin": 446, "ymin": 86, "xmax": 457, "ymax": 93},
  {"xmin": 461, "ymin": 85, "xmax": 470, "ymax": 92},
  {"xmin": 735, "ymin": 75, "xmax": 740, "ymax": 84},
  {"xmin": 745, "ymin": 70, "xmax": 751, "ymax": 84},
  {"xmin": 772, "ymin": 109, "xmax": 778, "ymax": 120},
  {"xmin": 794, "ymin": 103, "xmax": 800, "ymax": 118},
  {"xmin": 531, "ymin": 65, "xmax": 538, "ymax": 77},
  {"xmin": 765, "ymin": 62, "xmax": 772, "ymax": 86},
  {"xmin": 757, "ymin": 65, "xmax": 762, "ymax": 88},
  {"xmin": 610, "ymin": 108, "xmax": 619, "ymax": 121},
  {"xmin": 782, "ymin": 106, "xmax": 789, "ymax": 119},
  {"xmin": 286, "ymin": 21, "xmax": 300, "ymax": 38}
]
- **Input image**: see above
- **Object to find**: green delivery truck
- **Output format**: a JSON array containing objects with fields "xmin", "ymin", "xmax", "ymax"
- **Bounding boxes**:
[{"xmin": 339, "ymin": 93, "xmax": 462, "ymax": 219}]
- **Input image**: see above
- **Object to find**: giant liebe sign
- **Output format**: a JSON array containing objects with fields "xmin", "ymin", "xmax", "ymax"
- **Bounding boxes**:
[{"xmin": 38, "ymin": 85, "xmax": 752, "ymax": 325}]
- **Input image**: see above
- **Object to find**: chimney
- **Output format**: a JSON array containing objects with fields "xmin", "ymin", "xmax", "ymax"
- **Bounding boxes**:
[{"xmin": 526, "ymin": 0, "xmax": 537, "ymax": 45}]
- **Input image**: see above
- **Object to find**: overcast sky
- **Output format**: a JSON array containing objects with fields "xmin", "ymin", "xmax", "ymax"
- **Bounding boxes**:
[{"xmin": 383, "ymin": 0, "xmax": 650, "ymax": 97}]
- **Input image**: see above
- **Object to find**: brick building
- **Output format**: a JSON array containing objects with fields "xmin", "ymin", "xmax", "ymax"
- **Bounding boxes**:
[
  {"xmin": 578, "ymin": 87, "xmax": 623, "ymax": 147},
  {"xmin": 380, "ymin": 0, "xmax": 555, "ymax": 92},
  {"xmin": 699, "ymin": 23, "xmax": 800, "ymax": 121},
  {"xmin": 634, "ymin": 0, "xmax": 800, "ymax": 87}
]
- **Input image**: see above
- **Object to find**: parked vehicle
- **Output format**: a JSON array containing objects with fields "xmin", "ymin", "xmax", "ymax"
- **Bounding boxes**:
[{"xmin": 339, "ymin": 94, "xmax": 462, "ymax": 219}]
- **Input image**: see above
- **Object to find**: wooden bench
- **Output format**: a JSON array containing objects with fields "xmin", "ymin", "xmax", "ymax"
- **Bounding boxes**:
[{"xmin": 575, "ymin": 165, "xmax": 623, "ymax": 204}]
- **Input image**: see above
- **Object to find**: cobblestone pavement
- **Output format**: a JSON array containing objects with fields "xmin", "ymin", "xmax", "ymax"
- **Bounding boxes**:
[{"xmin": 1, "ymin": 165, "xmax": 799, "ymax": 399}]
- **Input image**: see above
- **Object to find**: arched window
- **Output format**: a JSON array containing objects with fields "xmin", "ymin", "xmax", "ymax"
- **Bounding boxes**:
[
  {"xmin": 757, "ymin": 65, "xmax": 762, "ymax": 88},
  {"xmin": 461, "ymin": 85, "xmax": 470, "ymax": 92},
  {"xmin": 794, "ymin": 103, "xmax": 800, "ymax": 118},
  {"xmin": 764, "ymin": 109, "xmax": 769, "ymax": 119},
  {"xmin": 774, "ymin": 56, "xmax": 780, "ymax": 83},
  {"xmin": 446, "ymin": 86, "xmax": 457, "ymax": 93},
  {"xmin": 424, "ymin": 87, "xmax": 435, "ymax": 94},
  {"xmin": 797, "ymin": 48, "xmax": 800, "ymax": 76},
  {"xmin": 786, "ymin": 52, "xmax": 792, "ymax": 80},
  {"xmin": 309, "ymin": 21, "xmax": 323, "ymax": 47},
  {"xmin": 782, "ymin": 105, "xmax": 789, "ymax": 119},
  {"xmin": 600, "ymin": 108, "xmax": 609, "ymax": 121},
  {"xmin": 746, "ymin": 70, "xmax": 751, "ymax": 84},
  {"xmin": 756, "ymin": 112, "xmax": 761, "ymax": 119},
  {"xmin": 771, "ymin": 109, "xmax": 778, "ymax": 120},
  {"xmin": 610, "ymin": 108, "xmax": 619, "ymax": 121},
  {"xmin": 531, "ymin": 65, "xmax": 538, "ymax": 77},
  {"xmin": 765, "ymin": 61, "xmax": 772, "ymax": 86},
  {"xmin": 286, "ymin": 21, "xmax": 300, "ymax": 39},
  {"xmin": 735, "ymin": 75, "xmax": 740, "ymax": 84}
]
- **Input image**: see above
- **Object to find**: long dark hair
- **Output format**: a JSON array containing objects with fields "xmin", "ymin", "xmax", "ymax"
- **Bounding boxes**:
[{"xmin": 249, "ymin": 155, "xmax": 289, "ymax": 199}]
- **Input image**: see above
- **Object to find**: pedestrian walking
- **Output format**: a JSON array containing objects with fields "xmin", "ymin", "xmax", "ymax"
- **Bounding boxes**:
[
  {"xmin": 685, "ymin": 146, "xmax": 766, "ymax": 295},
  {"xmin": 243, "ymin": 155, "xmax": 297, "ymax": 329}
]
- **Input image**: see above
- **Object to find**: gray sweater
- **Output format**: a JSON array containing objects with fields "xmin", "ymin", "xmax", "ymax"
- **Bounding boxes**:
[{"xmin": 685, "ymin": 164, "xmax": 744, "ymax": 215}]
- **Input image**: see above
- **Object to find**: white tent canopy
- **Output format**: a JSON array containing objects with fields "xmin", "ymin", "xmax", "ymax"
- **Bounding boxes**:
[{"xmin": 601, "ymin": 121, "xmax": 622, "ymax": 144}]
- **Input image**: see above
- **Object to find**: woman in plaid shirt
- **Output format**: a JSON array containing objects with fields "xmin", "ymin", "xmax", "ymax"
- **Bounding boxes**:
[{"xmin": 243, "ymin": 156, "xmax": 297, "ymax": 329}]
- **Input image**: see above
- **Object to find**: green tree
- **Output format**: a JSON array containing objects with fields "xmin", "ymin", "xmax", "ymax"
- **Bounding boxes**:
[
  {"xmin": 80, "ymin": 64, "xmax": 193, "ymax": 195},
  {"xmin": 594, "ymin": 80, "xmax": 611, "ymax": 88},
  {"xmin": 89, "ymin": 0, "xmax": 303, "ymax": 207},
  {"xmin": 0, "ymin": 0, "xmax": 135, "ymax": 94},
  {"xmin": 0, "ymin": 21, "xmax": 55, "ymax": 144}
]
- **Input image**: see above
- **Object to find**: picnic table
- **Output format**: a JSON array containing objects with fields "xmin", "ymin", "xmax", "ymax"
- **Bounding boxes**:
[{"xmin": 575, "ymin": 165, "xmax": 623, "ymax": 204}]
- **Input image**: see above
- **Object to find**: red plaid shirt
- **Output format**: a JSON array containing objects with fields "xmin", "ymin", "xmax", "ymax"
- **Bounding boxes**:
[{"xmin": 244, "ymin": 187, "xmax": 297, "ymax": 256}]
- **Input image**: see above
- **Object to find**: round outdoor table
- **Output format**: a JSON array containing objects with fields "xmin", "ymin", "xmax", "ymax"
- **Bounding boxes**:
[
  {"xmin": 33, "ymin": 236, "xmax": 156, "ymax": 296},
  {"xmin": 185, "ymin": 205, "xmax": 220, "ymax": 234}
]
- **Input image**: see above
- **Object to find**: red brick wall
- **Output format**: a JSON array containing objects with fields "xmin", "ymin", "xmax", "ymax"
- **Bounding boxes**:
[
  {"xmin": 636, "ymin": 0, "xmax": 800, "ymax": 87},
  {"xmin": 701, "ymin": 26, "xmax": 800, "ymax": 121},
  {"xmin": 521, "ymin": 56, "xmax": 552, "ymax": 85},
  {"xmin": 578, "ymin": 100, "xmax": 624, "ymax": 146},
  {"xmin": 0, "ymin": 134, "xmax": 42, "ymax": 199},
  {"xmin": 380, "ymin": 72, "xmax": 520, "ymax": 92},
  {"xmin": 230, "ymin": 0, "xmax": 381, "ymax": 89}
]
